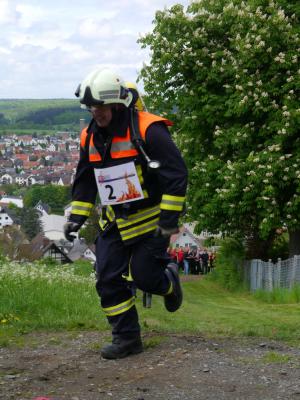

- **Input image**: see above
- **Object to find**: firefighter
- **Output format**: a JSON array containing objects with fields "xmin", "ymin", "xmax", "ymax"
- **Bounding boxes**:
[{"xmin": 64, "ymin": 68, "xmax": 188, "ymax": 359}]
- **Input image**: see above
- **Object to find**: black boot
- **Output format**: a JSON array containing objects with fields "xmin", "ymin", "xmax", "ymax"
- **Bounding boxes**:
[
  {"xmin": 101, "ymin": 333, "xmax": 143, "ymax": 360},
  {"xmin": 164, "ymin": 262, "xmax": 183, "ymax": 312}
]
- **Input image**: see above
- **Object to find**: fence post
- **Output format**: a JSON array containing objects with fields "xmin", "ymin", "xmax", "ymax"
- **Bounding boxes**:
[
  {"xmin": 257, "ymin": 259, "xmax": 263, "ymax": 290},
  {"xmin": 296, "ymin": 255, "xmax": 300, "ymax": 285},
  {"xmin": 276, "ymin": 258, "xmax": 281, "ymax": 288},
  {"xmin": 250, "ymin": 260, "xmax": 257, "ymax": 291},
  {"xmin": 290, "ymin": 255, "xmax": 297, "ymax": 289},
  {"xmin": 267, "ymin": 259, "xmax": 273, "ymax": 291}
]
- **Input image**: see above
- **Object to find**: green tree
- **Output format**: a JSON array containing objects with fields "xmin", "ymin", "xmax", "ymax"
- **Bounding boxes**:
[
  {"xmin": 79, "ymin": 207, "xmax": 99, "ymax": 245},
  {"xmin": 24, "ymin": 185, "xmax": 71, "ymax": 215},
  {"xmin": 18, "ymin": 207, "xmax": 43, "ymax": 240},
  {"xmin": 139, "ymin": 0, "xmax": 300, "ymax": 259},
  {"xmin": 0, "ymin": 184, "xmax": 19, "ymax": 196},
  {"xmin": 0, "ymin": 225, "xmax": 27, "ymax": 259}
]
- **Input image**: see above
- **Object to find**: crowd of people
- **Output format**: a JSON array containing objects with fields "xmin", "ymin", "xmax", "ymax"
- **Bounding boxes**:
[{"xmin": 167, "ymin": 246, "xmax": 216, "ymax": 275}]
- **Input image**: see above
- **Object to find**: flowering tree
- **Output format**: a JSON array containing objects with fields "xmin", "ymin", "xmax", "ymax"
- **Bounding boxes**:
[{"xmin": 139, "ymin": 0, "xmax": 300, "ymax": 258}]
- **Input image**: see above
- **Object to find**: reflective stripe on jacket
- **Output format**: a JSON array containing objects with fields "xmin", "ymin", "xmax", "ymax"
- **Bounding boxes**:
[{"xmin": 74, "ymin": 111, "xmax": 186, "ymax": 244}]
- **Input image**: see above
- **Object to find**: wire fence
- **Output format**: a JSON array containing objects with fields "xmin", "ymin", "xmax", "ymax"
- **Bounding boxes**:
[{"xmin": 244, "ymin": 255, "xmax": 300, "ymax": 291}]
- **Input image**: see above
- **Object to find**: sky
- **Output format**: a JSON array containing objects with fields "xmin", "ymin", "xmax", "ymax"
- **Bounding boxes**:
[{"xmin": 0, "ymin": 0, "xmax": 190, "ymax": 99}]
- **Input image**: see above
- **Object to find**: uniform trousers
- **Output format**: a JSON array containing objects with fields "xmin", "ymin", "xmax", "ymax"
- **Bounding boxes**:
[{"xmin": 95, "ymin": 225, "xmax": 171, "ymax": 336}]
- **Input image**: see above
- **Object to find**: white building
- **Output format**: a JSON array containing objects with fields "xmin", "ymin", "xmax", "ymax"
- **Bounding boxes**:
[
  {"xmin": 170, "ymin": 223, "xmax": 222, "ymax": 249},
  {"xmin": 0, "ymin": 174, "xmax": 14, "ymax": 185},
  {"xmin": 0, "ymin": 209, "xmax": 14, "ymax": 228},
  {"xmin": 0, "ymin": 195, "xmax": 23, "ymax": 208},
  {"xmin": 47, "ymin": 144, "xmax": 56, "ymax": 152},
  {"xmin": 15, "ymin": 176, "xmax": 27, "ymax": 186},
  {"xmin": 40, "ymin": 213, "xmax": 68, "ymax": 241}
]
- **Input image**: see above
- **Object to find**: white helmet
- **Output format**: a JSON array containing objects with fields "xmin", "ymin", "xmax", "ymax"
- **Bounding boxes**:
[{"xmin": 75, "ymin": 68, "xmax": 133, "ymax": 108}]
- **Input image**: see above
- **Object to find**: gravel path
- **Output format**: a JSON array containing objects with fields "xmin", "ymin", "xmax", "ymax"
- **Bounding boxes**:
[{"xmin": 0, "ymin": 331, "xmax": 299, "ymax": 400}]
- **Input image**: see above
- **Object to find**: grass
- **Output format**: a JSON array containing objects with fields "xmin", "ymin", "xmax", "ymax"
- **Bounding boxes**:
[
  {"xmin": 0, "ymin": 260, "xmax": 300, "ymax": 347},
  {"xmin": 139, "ymin": 280, "xmax": 300, "ymax": 342},
  {"xmin": 261, "ymin": 351, "xmax": 292, "ymax": 364},
  {"xmin": 253, "ymin": 286, "xmax": 300, "ymax": 303}
]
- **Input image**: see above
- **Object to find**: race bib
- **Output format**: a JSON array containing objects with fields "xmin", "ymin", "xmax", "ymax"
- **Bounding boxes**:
[{"xmin": 94, "ymin": 162, "xmax": 144, "ymax": 205}]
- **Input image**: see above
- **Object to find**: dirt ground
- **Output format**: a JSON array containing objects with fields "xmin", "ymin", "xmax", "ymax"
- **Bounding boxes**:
[{"xmin": 0, "ymin": 331, "xmax": 300, "ymax": 400}]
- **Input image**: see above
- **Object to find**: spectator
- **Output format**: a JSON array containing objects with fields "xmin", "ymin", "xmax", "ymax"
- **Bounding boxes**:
[
  {"xmin": 209, "ymin": 251, "xmax": 216, "ymax": 271},
  {"xmin": 188, "ymin": 248, "xmax": 198, "ymax": 274},
  {"xmin": 183, "ymin": 246, "xmax": 190, "ymax": 275},
  {"xmin": 177, "ymin": 247, "xmax": 184, "ymax": 272},
  {"xmin": 201, "ymin": 248, "xmax": 209, "ymax": 274},
  {"xmin": 167, "ymin": 246, "xmax": 177, "ymax": 264}
]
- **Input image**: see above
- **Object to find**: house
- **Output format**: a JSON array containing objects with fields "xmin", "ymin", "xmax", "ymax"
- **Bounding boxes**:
[
  {"xmin": 0, "ymin": 195, "xmax": 23, "ymax": 208},
  {"xmin": 0, "ymin": 208, "xmax": 14, "ymax": 228},
  {"xmin": 15, "ymin": 153, "xmax": 29, "ymax": 162},
  {"xmin": 0, "ymin": 206, "xmax": 21, "ymax": 228},
  {"xmin": 39, "ymin": 212, "xmax": 68, "ymax": 241},
  {"xmin": 47, "ymin": 144, "xmax": 56, "ymax": 152},
  {"xmin": 15, "ymin": 175, "xmax": 28, "ymax": 186},
  {"xmin": 22, "ymin": 160, "xmax": 39, "ymax": 170},
  {"xmin": 67, "ymin": 238, "xmax": 96, "ymax": 262},
  {"xmin": 1, "ymin": 159, "xmax": 14, "ymax": 168},
  {"xmin": 56, "ymin": 174, "xmax": 72, "ymax": 186},
  {"xmin": 170, "ymin": 223, "xmax": 222, "ymax": 249},
  {"xmin": 17, "ymin": 135, "xmax": 33, "ymax": 146},
  {"xmin": 170, "ymin": 225, "xmax": 201, "ymax": 249},
  {"xmin": 18, "ymin": 233, "xmax": 72, "ymax": 264},
  {"xmin": 0, "ymin": 173, "xmax": 14, "ymax": 185},
  {"xmin": 35, "ymin": 200, "xmax": 51, "ymax": 215}
]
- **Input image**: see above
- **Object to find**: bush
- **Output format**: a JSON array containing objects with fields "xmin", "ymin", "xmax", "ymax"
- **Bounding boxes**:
[
  {"xmin": 267, "ymin": 233, "xmax": 289, "ymax": 262},
  {"xmin": 210, "ymin": 238, "xmax": 245, "ymax": 291}
]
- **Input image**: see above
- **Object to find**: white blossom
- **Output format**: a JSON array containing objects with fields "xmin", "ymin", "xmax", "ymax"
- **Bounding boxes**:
[
  {"xmin": 277, "ymin": 9, "xmax": 286, "ymax": 20},
  {"xmin": 257, "ymin": 41, "xmax": 265, "ymax": 48}
]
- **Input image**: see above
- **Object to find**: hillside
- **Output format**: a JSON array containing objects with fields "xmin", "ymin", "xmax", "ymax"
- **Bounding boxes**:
[{"xmin": 0, "ymin": 99, "xmax": 87, "ymax": 134}]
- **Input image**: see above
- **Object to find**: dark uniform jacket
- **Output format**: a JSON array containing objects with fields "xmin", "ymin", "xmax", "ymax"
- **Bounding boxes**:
[{"xmin": 69, "ymin": 109, "xmax": 188, "ymax": 245}]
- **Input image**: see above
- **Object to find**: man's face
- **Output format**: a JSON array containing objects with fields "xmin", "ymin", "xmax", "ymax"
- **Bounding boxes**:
[{"xmin": 91, "ymin": 104, "xmax": 113, "ymax": 127}]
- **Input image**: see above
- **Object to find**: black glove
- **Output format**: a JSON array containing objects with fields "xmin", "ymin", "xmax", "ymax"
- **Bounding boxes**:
[
  {"xmin": 63, "ymin": 222, "xmax": 81, "ymax": 242},
  {"xmin": 155, "ymin": 225, "xmax": 179, "ymax": 239}
]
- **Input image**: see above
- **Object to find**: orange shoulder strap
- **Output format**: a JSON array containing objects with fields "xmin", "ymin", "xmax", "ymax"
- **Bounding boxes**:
[
  {"xmin": 137, "ymin": 111, "xmax": 173, "ymax": 140},
  {"xmin": 80, "ymin": 128, "xmax": 89, "ymax": 148}
]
